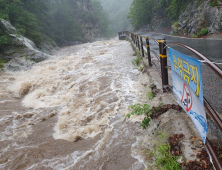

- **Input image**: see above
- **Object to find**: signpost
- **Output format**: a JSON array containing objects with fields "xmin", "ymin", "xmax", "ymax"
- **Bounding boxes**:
[{"xmin": 169, "ymin": 48, "xmax": 207, "ymax": 143}]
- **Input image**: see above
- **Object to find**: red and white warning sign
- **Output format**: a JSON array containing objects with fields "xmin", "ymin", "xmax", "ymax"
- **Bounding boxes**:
[{"xmin": 181, "ymin": 83, "xmax": 193, "ymax": 112}]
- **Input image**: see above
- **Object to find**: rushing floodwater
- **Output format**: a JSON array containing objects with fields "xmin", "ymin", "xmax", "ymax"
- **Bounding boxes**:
[
  {"xmin": 0, "ymin": 40, "xmax": 159, "ymax": 170},
  {"xmin": 0, "ymin": 35, "xmax": 220, "ymax": 169}
]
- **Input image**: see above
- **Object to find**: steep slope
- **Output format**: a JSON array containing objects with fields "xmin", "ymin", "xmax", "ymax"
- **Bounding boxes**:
[
  {"xmin": 128, "ymin": 0, "xmax": 222, "ymax": 35},
  {"xmin": 0, "ymin": 0, "xmax": 111, "ymax": 71},
  {"xmin": 173, "ymin": 0, "xmax": 222, "ymax": 36}
]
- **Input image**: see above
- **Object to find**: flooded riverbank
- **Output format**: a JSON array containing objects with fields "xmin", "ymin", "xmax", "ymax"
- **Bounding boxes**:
[
  {"xmin": 0, "ymin": 39, "xmax": 145, "ymax": 169},
  {"xmin": 0, "ymin": 39, "xmax": 203, "ymax": 170}
]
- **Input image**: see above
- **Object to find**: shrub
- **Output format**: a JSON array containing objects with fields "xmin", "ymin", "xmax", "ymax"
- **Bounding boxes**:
[
  {"xmin": 153, "ymin": 142, "xmax": 181, "ymax": 169},
  {"xmin": 139, "ymin": 64, "xmax": 143, "ymax": 71},
  {"xmin": 126, "ymin": 103, "xmax": 152, "ymax": 129},
  {"xmin": 200, "ymin": 28, "xmax": 208, "ymax": 35},
  {"xmin": 132, "ymin": 56, "xmax": 141, "ymax": 66},
  {"xmin": 0, "ymin": 35, "xmax": 10, "ymax": 45},
  {"xmin": 146, "ymin": 86, "xmax": 154, "ymax": 100},
  {"xmin": 172, "ymin": 21, "xmax": 178, "ymax": 31},
  {"xmin": 192, "ymin": 32, "xmax": 201, "ymax": 38},
  {"xmin": 17, "ymin": 28, "xmax": 26, "ymax": 35},
  {"xmin": 0, "ymin": 59, "xmax": 7, "ymax": 71},
  {"xmin": 210, "ymin": 0, "xmax": 218, "ymax": 6}
]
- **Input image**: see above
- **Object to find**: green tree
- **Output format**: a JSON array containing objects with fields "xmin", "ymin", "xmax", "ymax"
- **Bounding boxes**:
[
  {"xmin": 128, "ymin": 0, "xmax": 155, "ymax": 30},
  {"xmin": 128, "ymin": 0, "xmax": 195, "ymax": 30},
  {"xmin": 92, "ymin": 0, "xmax": 112, "ymax": 37},
  {"xmin": 0, "ymin": 0, "xmax": 112, "ymax": 49},
  {"xmin": 166, "ymin": 0, "xmax": 191, "ymax": 20},
  {"xmin": 0, "ymin": 0, "xmax": 42, "ymax": 44}
]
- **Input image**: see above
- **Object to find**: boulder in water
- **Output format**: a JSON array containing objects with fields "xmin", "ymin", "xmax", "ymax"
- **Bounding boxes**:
[{"xmin": 4, "ymin": 57, "xmax": 35, "ymax": 72}]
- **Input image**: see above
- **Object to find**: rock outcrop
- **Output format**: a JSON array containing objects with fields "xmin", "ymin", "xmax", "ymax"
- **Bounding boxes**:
[
  {"xmin": 76, "ymin": 0, "xmax": 100, "ymax": 41},
  {"xmin": 0, "ymin": 19, "xmax": 56, "ymax": 71},
  {"xmin": 150, "ymin": 7, "xmax": 172, "ymax": 31},
  {"xmin": 139, "ymin": 0, "xmax": 222, "ymax": 36},
  {"xmin": 139, "ymin": 1, "xmax": 171, "ymax": 32},
  {"xmin": 173, "ymin": 0, "xmax": 222, "ymax": 36}
]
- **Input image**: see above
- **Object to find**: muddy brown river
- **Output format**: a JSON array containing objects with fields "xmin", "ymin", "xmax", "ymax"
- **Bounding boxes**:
[
  {"xmin": 0, "ymin": 40, "xmax": 153, "ymax": 170},
  {"xmin": 0, "ymin": 38, "xmax": 207, "ymax": 170}
]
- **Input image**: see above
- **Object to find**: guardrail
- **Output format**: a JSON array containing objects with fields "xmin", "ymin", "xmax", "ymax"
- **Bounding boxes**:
[{"xmin": 119, "ymin": 30, "xmax": 222, "ymax": 169}]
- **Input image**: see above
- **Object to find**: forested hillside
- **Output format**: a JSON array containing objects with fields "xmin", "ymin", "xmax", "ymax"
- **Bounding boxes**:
[
  {"xmin": 0, "ymin": 0, "xmax": 111, "ymax": 48},
  {"xmin": 99, "ymin": 0, "xmax": 133, "ymax": 32},
  {"xmin": 128, "ymin": 0, "xmax": 207, "ymax": 30},
  {"xmin": 128, "ymin": 0, "xmax": 222, "ymax": 35}
]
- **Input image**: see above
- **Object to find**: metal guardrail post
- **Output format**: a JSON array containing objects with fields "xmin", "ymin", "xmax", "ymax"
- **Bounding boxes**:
[
  {"xmin": 137, "ymin": 35, "xmax": 140, "ymax": 51},
  {"xmin": 136, "ymin": 34, "xmax": 137, "ymax": 46},
  {"xmin": 135, "ymin": 34, "xmax": 137, "ymax": 45},
  {"xmin": 158, "ymin": 39, "xmax": 169, "ymax": 91},
  {"xmin": 146, "ymin": 37, "xmax": 152, "ymax": 67},
  {"xmin": 140, "ymin": 36, "xmax": 144, "ymax": 57}
]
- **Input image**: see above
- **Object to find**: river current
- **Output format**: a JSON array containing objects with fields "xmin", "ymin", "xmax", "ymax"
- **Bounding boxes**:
[{"xmin": 0, "ymin": 39, "xmax": 156, "ymax": 170}]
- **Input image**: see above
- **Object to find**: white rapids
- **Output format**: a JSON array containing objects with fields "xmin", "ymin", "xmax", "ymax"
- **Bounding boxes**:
[
  {"xmin": 9, "ymin": 40, "xmax": 144, "ymax": 142},
  {"xmin": 0, "ymin": 39, "xmax": 156, "ymax": 170}
]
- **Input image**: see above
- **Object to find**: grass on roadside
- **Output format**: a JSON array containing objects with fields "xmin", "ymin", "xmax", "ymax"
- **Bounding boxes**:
[
  {"xmin": 146, "ymin": 86, "xmax": 154, "ymax": 100},
  {"xmin": 132, "ymin": 56, "xmax": 142, "ymax": 66},
  {"xmin": 144, "ymin": 132, "xmax": 181, "ymax": 170},
  {"xmin": 151, "ymin": 132, "xmax": 181, "ymax": 170}
]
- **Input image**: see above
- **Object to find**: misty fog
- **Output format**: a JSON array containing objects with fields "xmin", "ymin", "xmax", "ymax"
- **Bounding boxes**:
[{"xmin": 99, "ymin": 0, "xmax": 133, "ymax": 32}]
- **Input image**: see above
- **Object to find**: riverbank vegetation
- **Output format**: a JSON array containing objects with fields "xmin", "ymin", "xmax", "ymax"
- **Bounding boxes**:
[
  {"xmin": 0, "ymin": 59, "xmax": 6, "ymax": 71},
  {"xmin": 149, "ymin": 132, "xmax": 181, "ymax": 170},
  {"xmin": 0, "ymin": 0, "xmax": 112, "ymax": 48}
]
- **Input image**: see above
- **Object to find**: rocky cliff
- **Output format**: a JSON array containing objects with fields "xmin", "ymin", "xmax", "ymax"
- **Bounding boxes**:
[
  {"xmin": 140, "ymin": 0, "xmax": 222, "ymax": 36},
  {"xmin": 78, "ymin": 0, "xmax": 100, "ymax": 41},
  {"xmin": 68, "ymin": 0, "xmax": 100, "ymax": 43},
  {"xmin": 0, "ymin": 19, "xmax": 56, "ymax": 71},
  {"xmin": 0, "ymin": 0, "xmax": 105, "ymax": 71},
  {"xmin": 174, "ymin": 0, "xmax": 222, "ymax": 36},
  {"xmin": 139, "ymin": 0, "xmax": 172, "ymax": 32}
]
